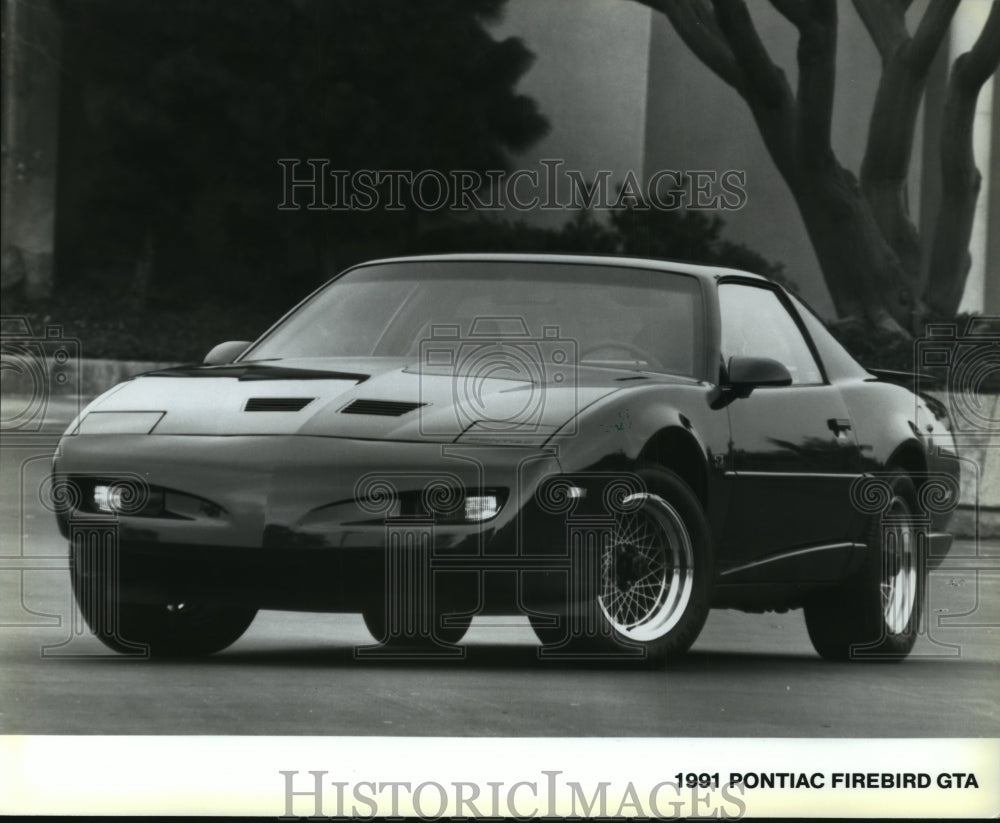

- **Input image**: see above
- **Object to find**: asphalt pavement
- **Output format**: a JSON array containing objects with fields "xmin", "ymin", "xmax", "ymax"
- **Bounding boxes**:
[{"xmin": 1, "ymin": 411, "xmax": 997, "ymax": 737}]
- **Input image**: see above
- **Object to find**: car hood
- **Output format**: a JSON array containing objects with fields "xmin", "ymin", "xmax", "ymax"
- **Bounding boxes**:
[{"xmin": 72, "ymin": 357, "xmax": 642, "ymax": 442}]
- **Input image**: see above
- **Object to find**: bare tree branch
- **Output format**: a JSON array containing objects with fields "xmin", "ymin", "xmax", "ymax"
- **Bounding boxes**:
[
  {"xmin": 908, "ymin": 0, "xmax": 961, "ymax": 74},
  {"xmin": 793, "ymin": 0, "xmax": 838, "ymax": 165},
  {"xmin": 857, "ymin": 0, "xmax": 957, "ymax": 294},
  {"xmin": 767, "ymin": 0, "xmax": 809, "ymax": 28},
  {"xmin": 710, "ymin": 0, "xmax": 790, "ymax": 106},
  {"xmin": 762, "ymin": 0, "xmax": 838, "ymax": 166},
  {"xmin": 640, "ymin": 0, "xmax": 983, "ymax": 329},
  {"xmin": 851, "ymin": 0, "xmax": 908, "ymax": 62},
  {"xmin": 631, "ymin": 0, "xmax": 743, "ymax": 91}
]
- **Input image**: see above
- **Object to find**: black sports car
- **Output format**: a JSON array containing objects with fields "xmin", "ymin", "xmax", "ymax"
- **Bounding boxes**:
[{"xmin": 52, "ymin": 254, "xmax": 959, "ymax": 663}]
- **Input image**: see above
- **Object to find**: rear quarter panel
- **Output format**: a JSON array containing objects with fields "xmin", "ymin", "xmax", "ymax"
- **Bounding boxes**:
[{"xmin": 836, "ymin": 376, "xmax": 960, "ymax": 532}]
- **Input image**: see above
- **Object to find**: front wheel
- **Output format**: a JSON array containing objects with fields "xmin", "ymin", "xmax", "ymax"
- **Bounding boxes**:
[
  {"xmin": 362, "ymin": 607, "xmax": 472, "ymax": 646},
  {"xmin": 804, "ymin": 473, "xmax": 923, "ymax": 661},
  {"xmin": 70, "ymin": 547, "xmax": 256, "ymax": 657},
  {"xmin": 532, "ymin": 466, "xmax": 713, "ymax": 665}
]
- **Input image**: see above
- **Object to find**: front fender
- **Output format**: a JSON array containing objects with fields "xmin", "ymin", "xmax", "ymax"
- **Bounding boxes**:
[{"xmin": 546, "ymin": 381, "xmax": 732, "ymax": 538}]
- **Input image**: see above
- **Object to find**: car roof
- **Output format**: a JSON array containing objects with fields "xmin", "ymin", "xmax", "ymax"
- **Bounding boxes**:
[{"xmin": 352, "ymin": 252, "xmax": 768, "ymax": 283}]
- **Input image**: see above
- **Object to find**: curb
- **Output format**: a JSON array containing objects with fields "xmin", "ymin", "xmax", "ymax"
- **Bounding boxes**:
[{"xmin": 0, "ymin": 357, "xmax": 179, "ymax": 400}]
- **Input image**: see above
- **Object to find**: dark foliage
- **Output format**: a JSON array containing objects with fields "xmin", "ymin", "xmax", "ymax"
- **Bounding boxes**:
[
  {"xmin": 3, "ymin": 287, "xmax": 279, "ymax": 363},
  {"xmin": 55, "ymin": 0, "xmax": 548, "ymax": 303},
  {"xmin": 15, "ymin": 196, "xmax": 995, "ymax": 388},
  {"xmin": 414, "ymin": 205, "xmax": 792, "ymax": 288},
  {"xmin": 830, "ymin": 314, "xmax": 1000, "ymax": 392},
  {"xmin": 609, "ymin": 204, "xmax": 796, "ymax": 291}
]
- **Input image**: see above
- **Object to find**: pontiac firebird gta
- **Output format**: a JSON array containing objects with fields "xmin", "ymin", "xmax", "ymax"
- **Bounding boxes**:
[{"xmin": 52, "ymin": 254, "xmax": 959, "ymax": 664}]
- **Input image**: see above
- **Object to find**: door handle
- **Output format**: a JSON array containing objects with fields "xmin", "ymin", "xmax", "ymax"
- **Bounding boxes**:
[{"xmin": 827, "ymin": 418, "xmax": 852, "ymax": 435}]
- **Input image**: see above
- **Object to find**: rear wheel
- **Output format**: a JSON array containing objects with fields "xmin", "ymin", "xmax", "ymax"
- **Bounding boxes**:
[
  {"xmin": 805, "ymin": 473, "xmax": 922, "ymax": 661},
  {"xmin": 70, "ymin": 547, "xmax": 256, "ymax": 657},
  {"xmin": 531, "ymin": 466, "xmax": 713, "ymax": 665}
]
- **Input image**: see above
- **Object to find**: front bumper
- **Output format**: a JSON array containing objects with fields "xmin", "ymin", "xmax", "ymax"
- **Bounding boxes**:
[{"xmin": 55, "ymin": 433, "xmax": 584, "ymax": 613}]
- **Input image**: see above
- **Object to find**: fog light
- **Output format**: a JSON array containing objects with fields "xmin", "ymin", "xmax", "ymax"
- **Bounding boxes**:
[
  {"xmin": 93, "ymin": 484, "xmax": 126, "ymax": 513},
  {"xmin": 464, "ymin": 495, "xmax": 499, "ymax": 522}
]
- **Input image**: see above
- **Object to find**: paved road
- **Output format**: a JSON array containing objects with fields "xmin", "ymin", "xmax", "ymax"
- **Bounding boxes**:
[{"xmin": 1, "ymin": 424, "xmax": 998, "ymax": 737}]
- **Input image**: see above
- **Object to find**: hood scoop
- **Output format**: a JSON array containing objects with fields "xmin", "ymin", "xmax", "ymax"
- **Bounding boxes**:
[
  {"xmin": 341, "ymin": 399, "xmax": 425, "ymax": 416},
  {"xmin": 244, "ymin": 397, "xmax": 315, "ymax": 412}
]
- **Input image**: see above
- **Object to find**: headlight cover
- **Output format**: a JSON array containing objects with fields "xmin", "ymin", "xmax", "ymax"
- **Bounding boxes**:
[{"xmin": 76, "ymin": 411, "xmax": 165, "ymax": 435}]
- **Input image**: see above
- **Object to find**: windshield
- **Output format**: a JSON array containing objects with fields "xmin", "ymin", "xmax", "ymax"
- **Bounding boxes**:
[{"xmin": 247, "ymin": 260, "xmax": 705, "ymax": 377}]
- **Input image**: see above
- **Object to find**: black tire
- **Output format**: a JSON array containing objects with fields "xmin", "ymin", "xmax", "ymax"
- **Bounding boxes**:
[
  {"xmin": 527, "ymin": 613, "xmax": 565, "ymax": 647},
  {"xmin": 531, "ymin": 465, "xmax": 713, "ymax": 665},
  {"xmin": 70, "ymin": 547, "xmax": 256, "ymax": 657},
  {"xmin": 362, "ymin": 607, "xmax": 472, "ymax": 646},
  {"xmin": 804, "ymin": 472, "xmax": 923, "ymax": 662}
]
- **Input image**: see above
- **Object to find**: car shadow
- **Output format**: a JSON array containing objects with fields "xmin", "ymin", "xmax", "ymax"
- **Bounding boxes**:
[
  {"xmin": 70, "ymin": 640, "xmax": 994, "ymax": 674},
  {"xmin": 151, "ymin": 641, "xmax": 825, "ymax": 671}
]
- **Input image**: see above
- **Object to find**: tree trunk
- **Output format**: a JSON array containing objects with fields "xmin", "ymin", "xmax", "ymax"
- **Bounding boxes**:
[
  {"xmin": 789, "ymin": 164, "xmax": 914, "ymax": 332},
  {"xmin": 733, "ymin": 68, "xmax": 914, "ymax": 332},
  {"xmin": 860, "ymin": 60, "xmax": 927, "ymax": 296},
  {"xmin": 705, "ymin": 0, "xmax": 916, "ymax": 332},
  {"xmin": 923, "ymin": 1, "xmax": 1000, "ymax": 316},
  {"xmin": 923, "ymin": 65, "xmax": 979, "ymax": 317}
]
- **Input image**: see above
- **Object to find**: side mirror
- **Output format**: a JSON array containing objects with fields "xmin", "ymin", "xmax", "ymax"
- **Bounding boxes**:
[
  {"xmin": 204, "ymin": 340, "xmax": 251, "ymax": 366},
  {"xmin": 727, "ymin": 356, "xmax": 792, "ymax": 392}
]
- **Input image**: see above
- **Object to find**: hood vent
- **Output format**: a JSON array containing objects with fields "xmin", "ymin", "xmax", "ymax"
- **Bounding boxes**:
[
  {"xmin": 244, "ymin": 397, "xmax": 314, "ymax": 412},
  {"xmin": 341, "ymin": 399, "xmax": 425, "ymax": 416}
]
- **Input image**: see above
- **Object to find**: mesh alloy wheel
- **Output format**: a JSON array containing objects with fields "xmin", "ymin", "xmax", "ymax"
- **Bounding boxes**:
[{"xmin": 599, "ymin": 492, "xmax": 696, "ymax": 643}]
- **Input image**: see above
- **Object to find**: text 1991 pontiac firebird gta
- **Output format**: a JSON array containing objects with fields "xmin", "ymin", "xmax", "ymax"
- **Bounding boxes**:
[{"xmin": 53, "ymin": 254, "xmax": 959, "ymax": 664}]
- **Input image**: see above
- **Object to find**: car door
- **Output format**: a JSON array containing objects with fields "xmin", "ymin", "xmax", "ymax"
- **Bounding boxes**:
[{"xmin": 718, "ymin": 280, "xmax": 863, "ymax": 570}]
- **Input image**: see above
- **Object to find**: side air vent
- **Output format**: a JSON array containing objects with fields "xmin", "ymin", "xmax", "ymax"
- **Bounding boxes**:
[
  {"xmin": 341, "ymin": 399, "xmax": 425, "ymax": 416},
  {"xmin": 244, "ymin": 397, "xmax": 314, "ymax": 412}
]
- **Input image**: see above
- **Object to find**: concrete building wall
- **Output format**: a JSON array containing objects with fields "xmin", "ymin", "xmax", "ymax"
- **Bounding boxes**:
[
  {"xmin": 986, "ymin": 67, "xmax": 1000, "ymax": 315},
  {"xmin": 489, "ymin": 0, "xmax": 653, "ymax": 227},
  {"xmin": 951, "ymin": 1, "xmax": 996, "ymax": 314}
]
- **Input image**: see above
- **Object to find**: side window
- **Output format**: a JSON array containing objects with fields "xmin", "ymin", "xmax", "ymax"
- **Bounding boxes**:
[
  {"xmin": 787, "ymin": 292, "xmax": 869, "ymax": 380},
  {"xmin": 718, "ymin": 283, "xmax": 823, "ymax": 385}
]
